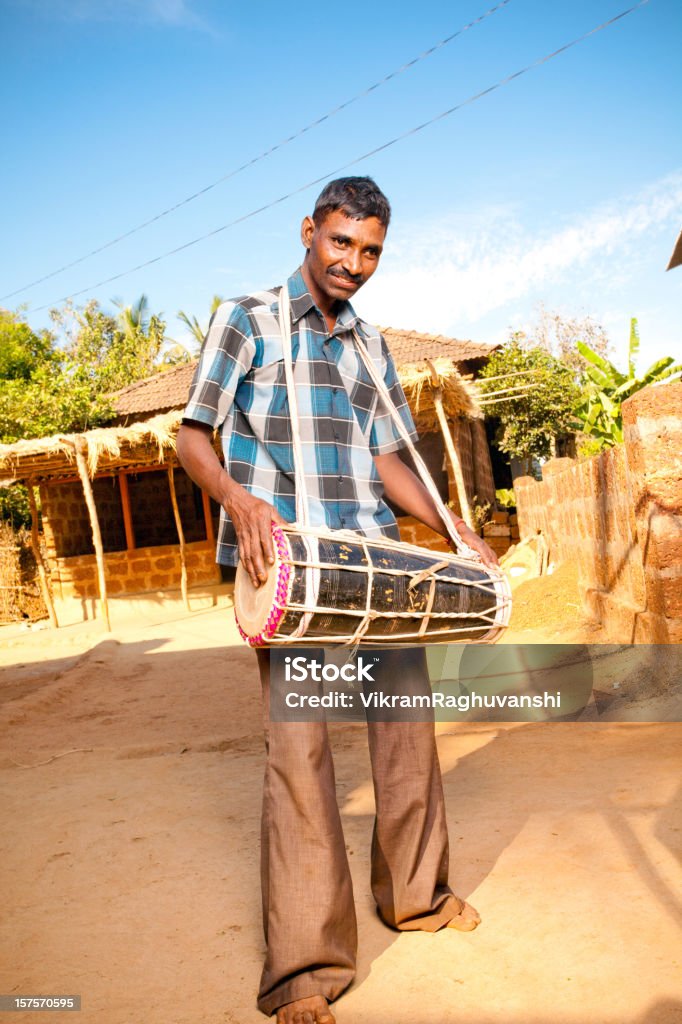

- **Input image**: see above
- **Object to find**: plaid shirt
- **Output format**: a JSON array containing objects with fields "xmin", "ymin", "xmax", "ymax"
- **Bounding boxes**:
[{"xmin": 183, "ymin": 267, "xmax": 418, "ymax": 566}]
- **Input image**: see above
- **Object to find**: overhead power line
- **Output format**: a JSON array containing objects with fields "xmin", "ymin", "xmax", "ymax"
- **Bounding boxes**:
[
  {"xmin": 29, "ymin": 0, "xmax": 650, "ymax": 315},
  {"xmin": 2, "ymin": 0, "xmax": 513, "ymax": 302}
]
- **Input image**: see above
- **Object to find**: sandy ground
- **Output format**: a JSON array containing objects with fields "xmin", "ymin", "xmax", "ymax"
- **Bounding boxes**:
[{"xmin": 1, "ymin": 566, "xmax": 681, "ymax": 1024}]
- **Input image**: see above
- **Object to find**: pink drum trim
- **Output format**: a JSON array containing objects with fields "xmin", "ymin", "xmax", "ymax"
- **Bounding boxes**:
[{"xmin": 235, "ymin": 525, "xmax": 292, "ymax": 648}]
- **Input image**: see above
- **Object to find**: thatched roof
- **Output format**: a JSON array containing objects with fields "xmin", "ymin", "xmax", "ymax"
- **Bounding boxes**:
[
  {"xmin": 399, "ymin": 358, "xmax": 481, "ymax": 429},
  {"xmin": 0, "ymin": 412, "xmax": 183, "ymax": 485},
  {"xmin": 112, "ymin": 328, "xmax": 495, "ymax": 421}
]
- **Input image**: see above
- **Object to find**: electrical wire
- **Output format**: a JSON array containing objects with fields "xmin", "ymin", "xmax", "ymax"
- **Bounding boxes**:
[
  {"xmin": 29, "ymin": 0, "xmax": 650, "ymax": 314},
  {"xmin": 2, "ymin": 0, "xmax": 513, "ymax": 301}
]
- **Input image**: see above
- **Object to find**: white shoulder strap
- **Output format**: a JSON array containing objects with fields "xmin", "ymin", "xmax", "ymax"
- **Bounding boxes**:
[
  {"xmin": 352, "ymin": 327, "xmax": 475, "ymax": 558},
  {"xmin": 278, "ymin": 284, "xmax": 309, "ymax": 526}
]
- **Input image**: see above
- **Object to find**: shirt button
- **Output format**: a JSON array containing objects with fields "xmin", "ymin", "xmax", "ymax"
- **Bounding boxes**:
[
  {"xmin": 334, "ymin": 432, "xmax": 340, "ymax": 441},
  {"xmin": 338, "ymin": 475, "xmax": 343, "ymax": 482}
]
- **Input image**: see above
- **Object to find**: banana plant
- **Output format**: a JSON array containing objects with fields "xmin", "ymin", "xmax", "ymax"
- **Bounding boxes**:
[{"xmin": 574, "ymin": 319, "xmax": 682, "ymax": 449}]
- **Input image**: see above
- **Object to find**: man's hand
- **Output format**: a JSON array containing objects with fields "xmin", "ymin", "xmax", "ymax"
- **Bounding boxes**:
[
  {"xmin": 223, "ymin": 482, "xmax": 287, "ymax": 589},
  {"xmin": 449, "ymin": 512, "xmax": 499, "ymax": 570},
  {"xmin": 175, "ymin": 422, "xmax": 287, "ymax": 589}
]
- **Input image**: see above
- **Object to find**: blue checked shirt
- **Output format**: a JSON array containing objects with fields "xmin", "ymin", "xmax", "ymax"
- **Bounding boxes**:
[{"xmin": 183, "ymin": 267, "xmax": 419, "ymax": 566}]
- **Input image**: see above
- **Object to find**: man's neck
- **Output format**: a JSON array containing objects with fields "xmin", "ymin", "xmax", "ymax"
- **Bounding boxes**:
[{"xmin": 300, "ymin": 264, "xmax": 340, "ymax": 335}]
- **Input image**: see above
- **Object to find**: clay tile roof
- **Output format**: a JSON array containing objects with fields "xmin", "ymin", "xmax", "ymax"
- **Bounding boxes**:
[
  {"xmin": 110, "ymin": 328, "xmax": 496, "ymax": 421},
  {"xmin": 380, "ymin": 327, "xmax": 497, "ymax": 369},
  {"xmin": 111, "ymin": 361, "xmax": 198, "ymax": 420}
]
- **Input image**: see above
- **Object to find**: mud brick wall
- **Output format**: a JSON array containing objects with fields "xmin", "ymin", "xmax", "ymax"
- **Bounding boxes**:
[
  {"xmin": 49, "ymin": 540, "xmax": 220, "ymax": 602},
  {"xmin": 42, "ymin": 477, "xmax": 129, "ymax": 557},
  {"xmin": 514, "ymin": 381, "xmax": 682, "ymax": 642}
]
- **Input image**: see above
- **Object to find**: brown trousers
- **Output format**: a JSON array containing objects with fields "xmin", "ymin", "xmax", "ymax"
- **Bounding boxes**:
[{"xmin": 255, "ymin": 647, "xmax": 461, "ymax": 1017}]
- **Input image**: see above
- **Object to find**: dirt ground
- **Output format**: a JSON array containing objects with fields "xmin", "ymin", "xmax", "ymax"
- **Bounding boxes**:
[{"xmin": 1, "ymin": 565, "xmax": 680, "ymax": 1024}]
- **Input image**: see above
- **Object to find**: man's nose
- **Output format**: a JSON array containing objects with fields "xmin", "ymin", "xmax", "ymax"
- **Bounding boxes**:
[{"xmin": 342, "ymin": 248, "xmax": 363, "ymax": 277}]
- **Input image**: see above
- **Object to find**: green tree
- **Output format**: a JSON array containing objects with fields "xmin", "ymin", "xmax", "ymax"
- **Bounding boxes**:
[
  {"xmin": 478, "ymin": 335, "xmax": 580, "ymax": 467},
  {"xmin": 574, "ymin": 318, "xmax": 682, "ymax": 451}
]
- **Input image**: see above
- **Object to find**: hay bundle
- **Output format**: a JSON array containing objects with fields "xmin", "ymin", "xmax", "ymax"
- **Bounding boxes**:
[{"xmin": 398, "ymin": 357, "xmax": 481, "ymax": 431}]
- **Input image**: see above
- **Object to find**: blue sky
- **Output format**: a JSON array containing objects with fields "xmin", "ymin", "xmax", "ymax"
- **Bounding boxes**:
[{"xmin": 1, "ymin": 0, "xmax": 680, "ymax": 371}]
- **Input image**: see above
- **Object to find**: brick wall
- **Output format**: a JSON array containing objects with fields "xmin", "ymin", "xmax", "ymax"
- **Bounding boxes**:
[
  {"xmin": 41, "ymin": 469, "xmax": 206, "ymax": 559},
  {"xmin": 48, "ymin": 540, "xmax": 221, "ymax": 602},
  {"xmin": 514, "ymin": 381, "xmax": 682, "ymax": 642}
]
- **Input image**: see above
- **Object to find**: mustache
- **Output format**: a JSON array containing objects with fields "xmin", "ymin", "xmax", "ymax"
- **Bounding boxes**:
[{"xmin": 328, "ymin": 268, "xmax": 362, "ymax": 284}]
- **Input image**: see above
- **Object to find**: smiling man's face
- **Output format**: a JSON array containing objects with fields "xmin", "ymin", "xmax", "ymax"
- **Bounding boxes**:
[{"xmin": 300, "ymin": 209, "xmax": 386, "ymax": 316}]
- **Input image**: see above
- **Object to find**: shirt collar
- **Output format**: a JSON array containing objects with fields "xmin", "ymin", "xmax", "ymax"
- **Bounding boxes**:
[{"xmin": 285, "ymin": 267, "xmax": 361, "ymax": 336}]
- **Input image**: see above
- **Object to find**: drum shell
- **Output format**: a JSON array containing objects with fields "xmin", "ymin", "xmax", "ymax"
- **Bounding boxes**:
[{"xmin": 274, "ymin": 532, "xmax": 504, "ymax": 644}]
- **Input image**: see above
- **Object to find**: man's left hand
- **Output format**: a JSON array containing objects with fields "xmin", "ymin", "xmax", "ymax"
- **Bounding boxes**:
[{"xmin": 449, "ymin": 513, "xmax": 500, "ymax": 569}]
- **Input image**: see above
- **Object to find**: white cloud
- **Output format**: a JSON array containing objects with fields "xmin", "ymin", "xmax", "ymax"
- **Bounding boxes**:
[{"xmin": 359, "ymin": 172, "xmax": 682, "ymax": 338}]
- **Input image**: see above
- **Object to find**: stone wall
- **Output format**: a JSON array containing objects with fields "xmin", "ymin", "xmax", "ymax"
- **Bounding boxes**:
[{"xmin": 514, "ymin": 381, "xmax": 682, "ymax": 642}]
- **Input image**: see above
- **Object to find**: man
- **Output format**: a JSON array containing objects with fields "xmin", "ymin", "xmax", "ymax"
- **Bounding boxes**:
[{"xmin": 177, "ymin": 177, "xmax": 498, "ymax": 1023}]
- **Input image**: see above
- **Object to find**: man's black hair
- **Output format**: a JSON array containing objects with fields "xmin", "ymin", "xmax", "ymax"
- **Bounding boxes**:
[{"xmin": 312, "ymin": 176, "xmax": 391, "ymax": 229}]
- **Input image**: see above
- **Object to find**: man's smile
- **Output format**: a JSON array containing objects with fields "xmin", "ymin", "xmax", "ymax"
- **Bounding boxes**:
[{"xmin": 328, "ymin": 268, "xmax": 361, "ymax": 289}]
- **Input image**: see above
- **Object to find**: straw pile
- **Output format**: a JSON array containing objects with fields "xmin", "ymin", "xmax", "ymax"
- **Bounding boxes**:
[{"xmin": 397, "ymin": 357, "xmax": 482, "ymax": 431}]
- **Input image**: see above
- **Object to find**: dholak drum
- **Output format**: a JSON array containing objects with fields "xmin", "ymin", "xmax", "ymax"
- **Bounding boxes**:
[{"xmin": 234, "ymin": 524, "xmax": 511, "ymax": 647}]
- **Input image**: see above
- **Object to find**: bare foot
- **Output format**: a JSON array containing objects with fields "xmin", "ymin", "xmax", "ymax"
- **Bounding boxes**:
[
  {"xmin": 446, "ymin": 899, "xmax": 481, "ymax": 932},
  {"xmin": 275, "ymin": 994, "xmax": 335, "ymax": 1024}
]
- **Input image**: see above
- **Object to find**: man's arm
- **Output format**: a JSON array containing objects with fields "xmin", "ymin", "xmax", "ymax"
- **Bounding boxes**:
[
  {"xmin": 176, "ymin": 421, "xmax": 285, "ymax": 588},
  {"xmin": 373, "ymin": 451, "xmax": 499, "ymax": 568}
]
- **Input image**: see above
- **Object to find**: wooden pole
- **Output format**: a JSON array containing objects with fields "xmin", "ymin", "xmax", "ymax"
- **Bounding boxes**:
[
  {"xmin": 426, "ymin": 359, "xmax": 474, "ymax": 530},
  {"xmin": 27, "ymin": 483, "xmax": 59, "ymax": 629},
  {"xmin": 168, "ymin": 466, "xmax": 189, "ymax": 610},
  {"xmin": 118, "ymin": 472, "xmax": 136, "ymax": 550},
  {"xmin": 201, "ymin": 488, "xmax": 215, "ymax": 547},
  {"xmin": 72, "ymin": 439, "xmax": 111, "ymax": 632}
]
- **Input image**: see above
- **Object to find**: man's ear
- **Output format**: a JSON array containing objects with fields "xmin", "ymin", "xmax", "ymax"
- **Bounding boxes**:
[{"xmin": 301, "ymin": 215, "xmax": 315, "ymax": 250}]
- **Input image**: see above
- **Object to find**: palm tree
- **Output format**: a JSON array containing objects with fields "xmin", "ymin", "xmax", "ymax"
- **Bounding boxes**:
[{"xmin": 177, "ymin": 295, "xmax": 225, "ymax": 347}]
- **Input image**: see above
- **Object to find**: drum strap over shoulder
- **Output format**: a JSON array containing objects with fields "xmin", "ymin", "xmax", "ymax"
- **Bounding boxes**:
[{"xmin": 278, "ymin": 283, "xmax": 477, "ymax": 561}]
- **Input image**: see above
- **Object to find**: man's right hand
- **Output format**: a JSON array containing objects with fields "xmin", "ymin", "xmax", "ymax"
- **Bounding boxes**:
[
  {"xmin": 175, "ymin": 422, "xmax": 287, "ymax": 589},
  {"xmin": 222, "ymin": 481, "xmax": 286, "ymax": 588}
]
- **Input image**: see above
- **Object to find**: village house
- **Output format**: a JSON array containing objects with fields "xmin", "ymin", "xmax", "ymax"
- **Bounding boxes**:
[{"xmin": 0, "ymin": 328, "xmax": 499, "ymax": 627}]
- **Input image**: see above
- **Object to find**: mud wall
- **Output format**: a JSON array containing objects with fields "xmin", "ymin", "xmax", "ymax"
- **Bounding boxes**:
[{"xmin": 514, "ymin": 381, "xmax": 682, "ymax": 642}]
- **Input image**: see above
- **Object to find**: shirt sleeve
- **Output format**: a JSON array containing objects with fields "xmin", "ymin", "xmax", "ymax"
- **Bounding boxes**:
[
  {"xmin": 369, "ymin": 335, "xmax": 419, "ymax": 455},
  {"xmin": 182, "ymin": 302, "xmax": 256, "ymax": 429}
]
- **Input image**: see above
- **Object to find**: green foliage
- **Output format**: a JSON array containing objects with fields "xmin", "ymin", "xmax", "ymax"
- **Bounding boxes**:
[
  {"xmin": 0, "ymin": 485, "xmax": 31, "ymax": 530},
  {"xmin": 495, "ymin": 488, "xmax": 516, "ymax": 509},
  {"xmin": 0, "ymin": 310, "xmax": 57, "ymax": 380},
  {"xmin": 479, "ymin": 336, "xmax": 580, "ymax": 461},
  {"xmin": 0, "ymin": 296, "xmax": 171, "ymax": 445},
  {"xmin": 573, "ymin": 318, "xmax": 682, "ymax": 451}
]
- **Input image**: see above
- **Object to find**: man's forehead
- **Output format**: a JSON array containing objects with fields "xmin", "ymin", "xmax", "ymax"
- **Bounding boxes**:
[{"xmin": 317, "ymin": 209, "xmax": 386, "ymax": 238}]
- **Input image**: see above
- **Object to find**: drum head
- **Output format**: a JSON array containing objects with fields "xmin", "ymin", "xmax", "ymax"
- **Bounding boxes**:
[{"xmin": 234, "ymin": 552, "xmax": 282, "ymax": 637}]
